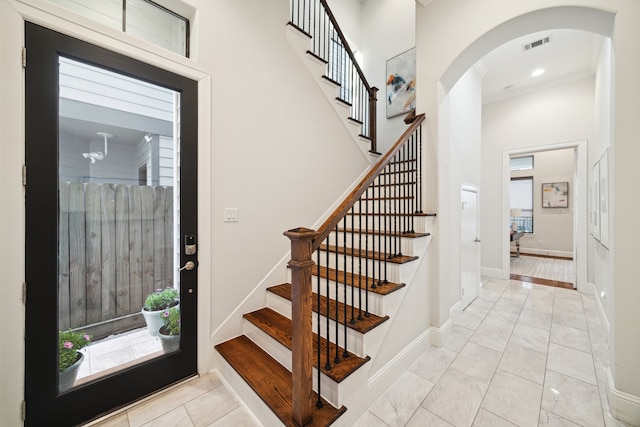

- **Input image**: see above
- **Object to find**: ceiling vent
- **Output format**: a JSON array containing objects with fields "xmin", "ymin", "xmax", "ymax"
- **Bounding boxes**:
[{"xmin": 524, "ymin": 36, "xmax": 551, "ymax": 51}]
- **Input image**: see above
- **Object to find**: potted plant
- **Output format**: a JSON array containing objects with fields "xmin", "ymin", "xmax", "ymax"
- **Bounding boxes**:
[
  {"xmin": 158, "ymin": 306, "xmax": 180, "ymax": 353},
  {"xmin": 59, "ymin": 329, "xmax": 91, "ymax": 391},
  {"xmin": 141, "ymin": 287, "xmax": 179, "ymax": 337}
]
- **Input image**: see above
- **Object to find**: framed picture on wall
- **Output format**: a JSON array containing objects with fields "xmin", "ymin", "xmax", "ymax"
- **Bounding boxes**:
[
  {"xmin": 386, "ymin": 48, "xmax": 416, "ymax": 118},
  {"xmin": 542, "ymin": 182, "xmax": 569, "ymax": 208}
]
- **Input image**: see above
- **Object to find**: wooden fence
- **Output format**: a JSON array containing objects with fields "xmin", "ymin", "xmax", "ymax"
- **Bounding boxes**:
[{"xmin": 58, "ymin": 182, "xmax": 174, "ymax": 338}]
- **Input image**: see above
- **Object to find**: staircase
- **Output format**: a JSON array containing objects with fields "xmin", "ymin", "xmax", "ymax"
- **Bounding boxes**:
[
  {"xmin": 215, "ymin": 2, "xmax": 435, "ymax": 426},
  {"xmin": 215, "ymin": 118, "xmax": 434, "ymax": 427}
]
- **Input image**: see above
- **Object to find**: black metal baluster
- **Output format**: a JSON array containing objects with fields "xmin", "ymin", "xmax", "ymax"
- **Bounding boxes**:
[
  {"xmin": 333, "ymin": 225, "xmax": 340, "ymax": 364},
  {"xmin": 397, "ymin": 149, "xmax": 404, "ymax": 257},
  {"xmin": 383, "ymin": 165, "xmax": 389, "ymax": 284},
  {"xmin": 324, "ymin": 238, "xmax": 331, "ymax": 371},
  {"xmin": 409, "ymin": 134, "xmax": 415, "ymax": 232},
  {"xmin": 376, "ymin": 176, "xmax": 382, "ymax": 287},
  {"xmin": 315, "ymin": 248, "xmax": 323, "ymax": 408},
  {"xmin": 357, "ymin": 199, "xmax": 363, "ymax": 321},
  {"xmin": 370, "ymin": 184, "xmax": 377, "ymax": 290},
  {"xmin": 403, "ymin": 142, "xmax": 409, "ymax": 232},
  {"xmin": 392, "ymin": 155, "xmax": 399, "ymax": 258},
  {"xmin": 364, "ymin": 192, "xmax": 370, "ymax": 317},
  {"xmin": 417, "ymin": 125, "xmax": 423, "ymax": 213},
  {"xmin": 350, "ymin": 207, "xmax": 356, "ymax": 324},
  {"xmin": 342, "ymin": 217, "xmax": 349, "ymax": 358}
]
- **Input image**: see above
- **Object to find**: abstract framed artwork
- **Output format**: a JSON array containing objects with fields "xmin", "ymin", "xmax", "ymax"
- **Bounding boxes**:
[
  {"xmin": 386, "ymin": 48, "xmax": 416, "ymax": 118},
  {"xmin": 542, "ymin": 182, "xmax": 569, "ymax": 208}
]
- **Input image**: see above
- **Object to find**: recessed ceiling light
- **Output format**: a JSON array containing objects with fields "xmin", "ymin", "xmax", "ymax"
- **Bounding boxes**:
[
  {"xmin": 531, "ymin": 68, "xmax": 545, "ymax": 77},
  {"xmin": 504, "ymin": 85, "xmax": 515, "ymax": 91}
]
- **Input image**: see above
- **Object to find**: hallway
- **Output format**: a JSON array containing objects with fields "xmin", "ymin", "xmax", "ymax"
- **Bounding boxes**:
[
  {"xmin": 354, "ymin": 278, "xmax": 619, "ymax": 426},
  {"xmin": 86, "ymin": 277, "xmax": 625, "ymax": 427}
]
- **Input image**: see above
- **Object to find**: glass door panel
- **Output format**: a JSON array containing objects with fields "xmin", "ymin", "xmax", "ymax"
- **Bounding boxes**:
[{"xmin": 57, "ymin": 56, "xmax": 182, "ymax": 391}]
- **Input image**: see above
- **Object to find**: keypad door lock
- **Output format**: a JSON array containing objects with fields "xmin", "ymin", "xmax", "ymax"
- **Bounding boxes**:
[{"xmin": 185, "ymin": 234, "xmax": 196, "ymax": 255}]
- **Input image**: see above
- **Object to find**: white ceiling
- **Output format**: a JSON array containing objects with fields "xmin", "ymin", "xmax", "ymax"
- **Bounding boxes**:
[{"xmin": 479, "ymin": 29, "xmax": 603, "ymax": 104}]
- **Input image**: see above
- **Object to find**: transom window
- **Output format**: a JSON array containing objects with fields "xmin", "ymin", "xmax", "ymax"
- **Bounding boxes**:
[
  {"xmin": 49, "ymin": 0, "xmax": 190, "ymax": 56},
  {"xmin": 510, "ymin": 155, "xmax": 534, "ymax": 171}
]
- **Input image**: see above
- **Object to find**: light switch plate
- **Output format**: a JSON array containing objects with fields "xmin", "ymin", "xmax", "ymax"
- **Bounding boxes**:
[{"xmin": 224, "ymin": 208, "xmax": 238, "ymax": 222}]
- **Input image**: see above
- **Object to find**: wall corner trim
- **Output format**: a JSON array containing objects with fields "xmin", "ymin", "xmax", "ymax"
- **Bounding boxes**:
[{"xmin": 606, "ymin": 367, "xmax": 640, "ymax": 426}]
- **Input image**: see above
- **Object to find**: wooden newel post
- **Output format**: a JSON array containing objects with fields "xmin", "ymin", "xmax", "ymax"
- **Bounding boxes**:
[
  {"xmin": 284, "ymin": 227, "xmax": 318, "ymax": 427},
  {"xmin": 369, "ymin": 86, "xmax": 379, "ymax": 154}
]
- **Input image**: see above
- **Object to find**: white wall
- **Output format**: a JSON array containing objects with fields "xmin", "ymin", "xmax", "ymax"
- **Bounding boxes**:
[
  {"xmin": 481, "ymin": 78, "xmax": 594, "ymax": 271},
  {"xmin": 326, "ymin": 0, "xmax": 362, "ymax": 50},
  {"xmin": 591, "ymin": 37, "xmax": 612, "ymax": 323},
  {"xmin": 509, "ymin": 149, "xmax": 575, "ymax": 256},
  {"xmin": 360, "ymin": 0, "xmax": 415, "ymax": 153},
  {"xmin": 416, "ymin": 1, "xmax": 640, "ymax": 423},
  {"xmin": 443, "ymin": 67, "xmax": 483, "ymax": 311}
]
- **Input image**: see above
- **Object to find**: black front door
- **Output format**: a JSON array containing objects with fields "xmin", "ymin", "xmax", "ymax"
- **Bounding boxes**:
[{"xmin": 24, "ymin": 22, "xmax": 198, "ymax": 426}]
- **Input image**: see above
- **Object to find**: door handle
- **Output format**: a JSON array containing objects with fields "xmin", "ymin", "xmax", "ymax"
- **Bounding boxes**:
[
  {"xmin": 179, "ymin": 260, "xmax": 197, "ymax": 271},
  {"xmin": 474, "ymin": 238, "xmax": 481, "ymax": 243}
]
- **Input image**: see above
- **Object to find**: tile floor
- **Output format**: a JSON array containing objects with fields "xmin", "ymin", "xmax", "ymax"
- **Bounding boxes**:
[{"xmin": 87, "ymin": 278, "xmax": 630, "ymax": 427}]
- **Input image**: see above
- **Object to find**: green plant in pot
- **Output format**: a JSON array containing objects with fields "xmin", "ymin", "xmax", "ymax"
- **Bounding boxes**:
[
  {"xmin": 158, "ymin": 306, "xmax": 180, "ymax": 353},
  {"xmin": 142, "ymin": 287, "xmax": 179, "ymax": 337},
  {"xmin": 59, "ymin": 329, "xmax": 91, "ymax": 391}
]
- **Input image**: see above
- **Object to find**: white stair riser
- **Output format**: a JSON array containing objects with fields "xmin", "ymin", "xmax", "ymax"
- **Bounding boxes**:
[
  {"xmin": 347, "ymin": 215, "xmax": 433, "ymax": 234},
  {"xmin": 350, "ymin": 200, "xmax": 421, "ymax": 215},
  {"xmin": 309, "ymin": 255, "xmax": 402, "ymax": 282},
  {"xmin": 325, "ymin": 231, "xmax": 422, "ymax": 255},
  {"xmin": 266, "ymin": 290, "xmax": 386, "ymax": 357},
  {"xmin": 242, "ymin": 319, "xmax": 367, "ymax": 408}
]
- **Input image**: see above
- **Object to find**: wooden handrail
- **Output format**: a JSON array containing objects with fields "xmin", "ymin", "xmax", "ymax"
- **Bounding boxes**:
[{"xmin": 312, "ymin": 114, "xmax": 425, "ymax": 250}]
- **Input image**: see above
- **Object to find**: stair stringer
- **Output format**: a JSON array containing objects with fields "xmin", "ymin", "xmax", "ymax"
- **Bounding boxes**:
[{"xmin": 286, "ymin": 23, "xmax": 379, "ymax": 164}]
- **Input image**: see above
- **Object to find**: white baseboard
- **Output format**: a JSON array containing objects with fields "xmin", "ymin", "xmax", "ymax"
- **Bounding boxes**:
[
  {"xmin": 517, "ymin": 248, "xmax": 573, "ymax": 258},
  {"xmin": 606, "ymin": 367, "xmax": 640, "ymax": 426},
  {"xmin": 430, "ymin": 318, "xmax": 452, "ymax": 348}
]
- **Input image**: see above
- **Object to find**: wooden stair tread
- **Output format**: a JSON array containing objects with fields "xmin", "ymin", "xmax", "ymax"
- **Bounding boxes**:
[
  {"xmin": 244, "ymin": 308, "xmax": 370, "ymax": 383},
  {"xmin": 336, "ymin": 228, "xmax": 430, "ymax": 239},
  {"xmin": 370, "ymin": 182, "xmax": 417, "ymax": 188},
  {"xmin": 267, "ymin": 283, "xmax": 390, "ymax": 333},
  {"xmin": 318, "ymin": 244, "xmax": 418, "ymax": 264},
  {"xmin": 314, "ymin": 265, "xmax": 406, "ymax": 296},
  {"xmin": 346, "ymin": 211, "xmax": 435, "ymax": 217},
  {"xmin": 216, "ymin": 335, "xmax": 346, "ymax": 427},
  {"xmin": 360, "ymin": 196, "xmax": 414, "ymax": 201}
]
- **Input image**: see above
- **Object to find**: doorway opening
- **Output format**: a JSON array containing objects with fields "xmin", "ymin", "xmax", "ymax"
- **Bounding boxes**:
[{"xmin": 503, "ymin": 142, "xmax": 586, "ymax": 290}]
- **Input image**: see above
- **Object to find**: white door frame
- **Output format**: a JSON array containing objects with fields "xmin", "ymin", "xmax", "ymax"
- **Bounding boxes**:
[
  {"xmin": 502, "ymin": 140, "xmax": 587, "ymax": 291},
  {"xmin": 461, "ymin": 184, "xmax": 481, "ymax": 308}
]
